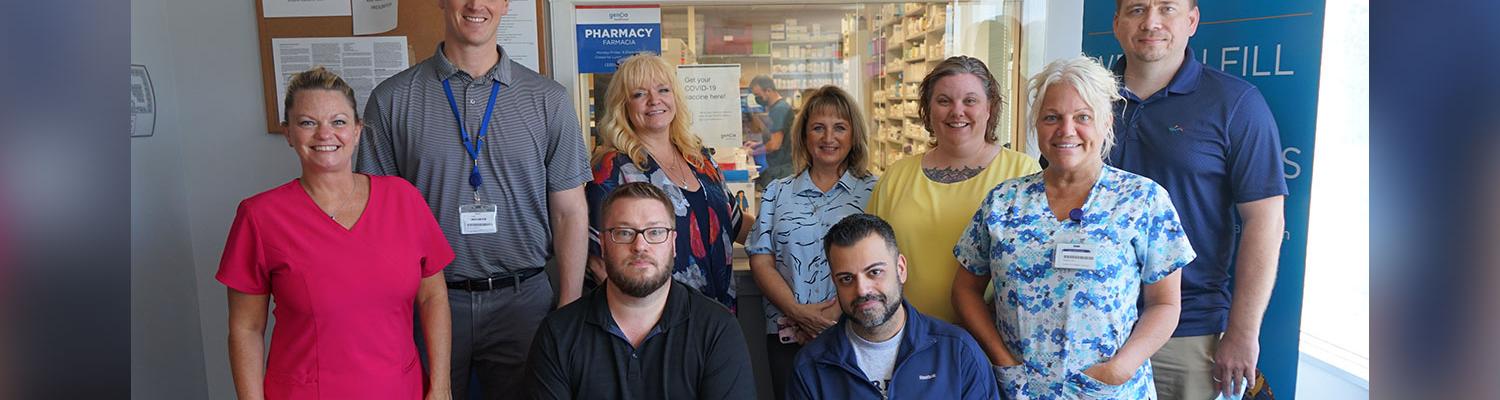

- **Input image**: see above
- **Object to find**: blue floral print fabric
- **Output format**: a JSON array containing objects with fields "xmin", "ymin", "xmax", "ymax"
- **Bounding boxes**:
[{"xmin": 954, "ymin": 165, "xmax": 1195, "ymax": 400}]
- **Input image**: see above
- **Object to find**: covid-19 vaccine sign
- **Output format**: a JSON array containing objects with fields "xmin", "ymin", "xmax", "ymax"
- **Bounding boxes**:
[
  {"xmin": 575, "ymin": 5, "xmax": 661, "ymax": 74},
  {"xmin": 676, "ymin": 64, "xmax": 743, "ymax": 150}
]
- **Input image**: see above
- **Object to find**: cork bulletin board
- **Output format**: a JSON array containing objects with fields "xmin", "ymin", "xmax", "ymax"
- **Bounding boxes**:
[{"xmin": 253, "ymin": 0, "xmax": 549, "ymax": 133}]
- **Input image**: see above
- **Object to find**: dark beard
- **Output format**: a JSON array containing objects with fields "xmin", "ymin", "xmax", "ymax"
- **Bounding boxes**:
[
  {"xmin": 610, "ymin": 256, "xmax": 671, "ymax": 298},
  {"xmin": 849, "ymin": 292, "xmax": 900, "ymax": 329}
]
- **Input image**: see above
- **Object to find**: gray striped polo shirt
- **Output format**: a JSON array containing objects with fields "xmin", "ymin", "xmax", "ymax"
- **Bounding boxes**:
[{"xmin": 356, "ymin": 44, "xmax": 590, "ymax": 280}]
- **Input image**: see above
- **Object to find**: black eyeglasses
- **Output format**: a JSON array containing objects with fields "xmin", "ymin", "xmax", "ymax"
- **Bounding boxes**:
[{"xmin": 605, "ymin": 227, "xmax": 675, "ymax": 244}]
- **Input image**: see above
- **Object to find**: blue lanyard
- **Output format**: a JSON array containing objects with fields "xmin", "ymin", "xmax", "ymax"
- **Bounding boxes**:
[{"xmin": 442, "ymin": 79, "xmax": 500, "ymax": 194}]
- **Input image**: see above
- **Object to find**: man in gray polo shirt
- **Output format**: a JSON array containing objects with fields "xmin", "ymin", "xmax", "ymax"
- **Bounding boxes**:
[{"xmin": 356, "ymin": 0, "xmax": 590, "ymax": 398}]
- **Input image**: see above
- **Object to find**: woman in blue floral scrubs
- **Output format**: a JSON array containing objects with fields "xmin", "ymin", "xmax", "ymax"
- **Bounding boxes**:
[
  {"xmin": 952, "ymin": 56, "xmax": 1195, "ymax": 400},
  {"xmin": 585, "ymin": 53, "xmax": 752, "ymax": 313}
]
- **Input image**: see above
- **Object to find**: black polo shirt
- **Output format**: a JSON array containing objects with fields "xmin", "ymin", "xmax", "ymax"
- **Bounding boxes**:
[{"xmin": 525, "ymin": 281, "xmax": 756, "ymax": 400}]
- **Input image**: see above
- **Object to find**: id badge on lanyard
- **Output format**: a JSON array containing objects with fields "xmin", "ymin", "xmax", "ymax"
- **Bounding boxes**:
[
  {"xmin": 445, "ymin": 78, "xmax": 501, "ymax": 235},
  {"xmin": 460, "ymin": 203, "xmax": 498, "ymax": 234}
]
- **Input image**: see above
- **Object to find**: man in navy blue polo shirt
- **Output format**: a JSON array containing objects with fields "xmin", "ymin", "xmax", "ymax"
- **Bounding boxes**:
[{"xmin": 1108, "ymin": 1, "xmax": 1288, "ymax": 399}]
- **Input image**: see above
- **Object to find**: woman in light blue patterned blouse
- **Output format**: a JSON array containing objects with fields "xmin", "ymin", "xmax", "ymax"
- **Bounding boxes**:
[
  {"xmin": 952, "ymin": 56, "xmax": 1195, "ymax": 400},
  {"xmin": 745, "ymin": 85, "xmax": 878, "ymax": 399}
]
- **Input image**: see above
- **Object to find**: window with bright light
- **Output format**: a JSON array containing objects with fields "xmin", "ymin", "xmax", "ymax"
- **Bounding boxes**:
[{"xmin": 1299, "ymin": 0, "xmax": 1368, "ymax": 385}]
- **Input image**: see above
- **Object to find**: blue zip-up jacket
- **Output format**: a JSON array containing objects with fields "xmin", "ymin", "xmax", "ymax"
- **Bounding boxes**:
[{"xmin": 787, "ymin": 300, "xmax": 999, "ymax": 400}]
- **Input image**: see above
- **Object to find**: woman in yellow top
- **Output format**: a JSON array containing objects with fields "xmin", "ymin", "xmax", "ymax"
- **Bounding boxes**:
[{"xmin": 866, "ymin": 56, "xmax": 1040, "ymax": 323}]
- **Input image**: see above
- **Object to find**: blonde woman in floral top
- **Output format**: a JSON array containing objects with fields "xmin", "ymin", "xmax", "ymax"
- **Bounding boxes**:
[
  {"xmin": 953, "ymin": 56, "xmax": 1194, "ymax": 400},
  {"xmin": 585, "ymin": 53, "xmax": 752, "ymax": 312}
]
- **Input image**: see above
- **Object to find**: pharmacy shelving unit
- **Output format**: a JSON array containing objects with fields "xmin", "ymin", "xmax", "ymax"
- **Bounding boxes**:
[{"xmin": 864, "ymin": 2, "xmax": 949, "ymax": 172}]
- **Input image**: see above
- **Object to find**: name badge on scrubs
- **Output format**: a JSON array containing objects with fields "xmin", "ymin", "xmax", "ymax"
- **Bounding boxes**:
[
  {"xmin": 1054, "ymin": 242, "xmax": 1098, "ymax": 270},
  {"xmin": 459, "ymin": 203, "xmax": 498, "ymax": 234}
]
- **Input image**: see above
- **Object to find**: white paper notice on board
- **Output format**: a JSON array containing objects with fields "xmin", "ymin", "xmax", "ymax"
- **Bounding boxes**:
[
  {"xmin": 496, "ymin": 0, "xmax": 540, "ymax": 73},
  {"xmin": 263, "ymin": 0, "xmax": 352, "ymax": 18},
  {"xmin": 676, "ymin": 64, "xmax": 744, "ymax": 150},
  {"xmin": 353, "ymin": 0, "xmax": 398, "ymax": 35},
  {"xmin": 271, "ymin": 36, "xmax": 409, "ymax": 124}
]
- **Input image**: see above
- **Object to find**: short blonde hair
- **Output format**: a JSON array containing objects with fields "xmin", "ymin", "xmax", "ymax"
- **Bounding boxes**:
[
  {"xmin": 593, "ymin": 53, "xmax": 706, "ymax": 169},
  {"xmin": 283, "ymin": 66, "xmax": 357, "ymax": 123},
  {"xmin": 789, "ymin": 85, "xmax": 871, "ymax": 178},
  {"xmin": 1026, "ymin": 56, "xmax": 1123, "ymax": 161}
]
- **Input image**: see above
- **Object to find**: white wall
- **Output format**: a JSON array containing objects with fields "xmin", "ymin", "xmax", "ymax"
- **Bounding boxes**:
[
  {"xmin": 1296, "ymin": 353, "xmax": 1370, "ymax": 399},
  {"xmin": 130, "ymin": 0, "xmax": 209, "ymax": 397},
  {"xmin": 131, "ymin": 0, "xmax": 300, "ymax": 398}
]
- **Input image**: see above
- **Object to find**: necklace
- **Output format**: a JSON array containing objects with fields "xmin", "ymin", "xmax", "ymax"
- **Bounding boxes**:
[
  {"xmin": 304, "ymin": 176, "xmax": 357, "ymax": 221},
  {"xmin": 644, "ymin": 145, "xmax": 695, "ymax": 188}
]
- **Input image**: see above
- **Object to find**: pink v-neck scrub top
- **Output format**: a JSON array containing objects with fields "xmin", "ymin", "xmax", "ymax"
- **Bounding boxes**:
[{"xmin": 217, "ymin": 175, "xmax": 455, "ymax": 399}]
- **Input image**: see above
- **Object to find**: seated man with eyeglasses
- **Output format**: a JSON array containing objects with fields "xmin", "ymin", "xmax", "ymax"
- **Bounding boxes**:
[{"xmin": 525, "ymin": 182, "xmax": 756, "ymax": 399}]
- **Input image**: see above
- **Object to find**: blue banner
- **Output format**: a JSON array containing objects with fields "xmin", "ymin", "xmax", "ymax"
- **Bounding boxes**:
[
  {"xmin": 1082, "ymin": 1, "xmax": 1325, "ymax": 397},
  {"xmin": 575, "ymin": 6, "xmax": 662, "ymax": 74}
]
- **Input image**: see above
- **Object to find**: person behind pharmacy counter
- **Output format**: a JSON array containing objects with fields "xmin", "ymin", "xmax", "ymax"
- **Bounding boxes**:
[
  {"xmin": 750, "ymin": 75, "xmax": 795, "ymax": 188},
  {"xmin": 952, "ymin": 56, "xmax": 1194, "ymax": 400},
  {"xmin": 585, "ymin": 53, "xmax": 755, "ymax": 313}
]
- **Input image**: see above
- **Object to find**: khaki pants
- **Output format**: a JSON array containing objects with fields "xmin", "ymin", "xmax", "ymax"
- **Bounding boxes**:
[{"xmin": 1151, "ymin": 334, "xmax": 1220, "ymax": 400}]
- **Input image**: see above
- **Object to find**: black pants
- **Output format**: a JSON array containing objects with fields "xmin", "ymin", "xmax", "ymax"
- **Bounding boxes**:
[
  {"xmin": 418, "ymin": 274, "xmax": 553, "ymax": 400},
  {"xmin": 765, "ymin": 334, "xmax": 803, "ymax": 399}
]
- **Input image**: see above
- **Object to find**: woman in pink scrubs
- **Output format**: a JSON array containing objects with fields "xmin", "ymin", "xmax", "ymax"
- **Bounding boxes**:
[{"xmin": 218, "ymin": 67, "xmax": 455, "ymax": 399}]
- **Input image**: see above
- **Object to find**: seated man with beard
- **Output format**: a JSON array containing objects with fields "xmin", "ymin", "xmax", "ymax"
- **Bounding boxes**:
[
  {"xmin": 525, "ymin": 182, "xmax": 756, "ymax": 400},
  {"xmin": 786, "ymin": 214, "xmax": 998, "ymax": 400}
]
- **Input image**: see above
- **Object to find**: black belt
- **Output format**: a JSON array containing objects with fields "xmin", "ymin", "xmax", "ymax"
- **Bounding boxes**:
[{"xmin": 447, "ymin": 269, "xmax": 544, "ymax": 291}]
